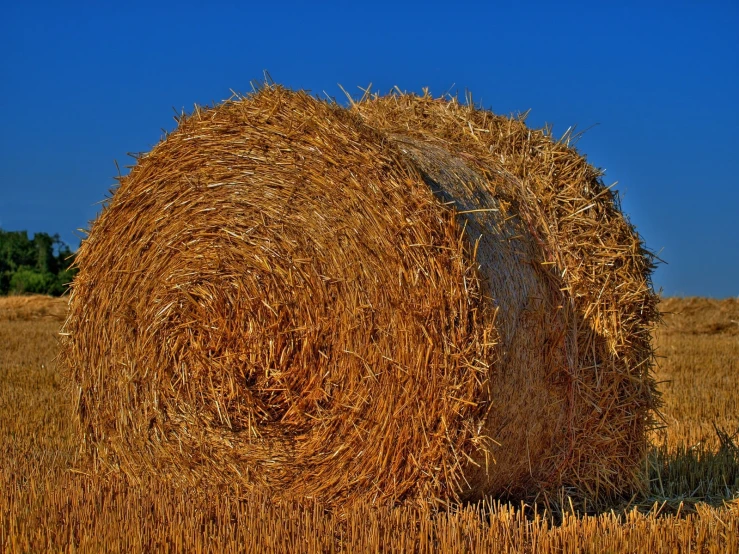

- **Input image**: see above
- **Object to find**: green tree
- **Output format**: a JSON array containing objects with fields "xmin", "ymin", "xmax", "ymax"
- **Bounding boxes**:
[
  {"xmin": 9, "ymin": 268, "xmax": 55, "ymax": 294},
  {"xmin": 0, "ymin": 229, "xmax": 77, "ymax": 296}
]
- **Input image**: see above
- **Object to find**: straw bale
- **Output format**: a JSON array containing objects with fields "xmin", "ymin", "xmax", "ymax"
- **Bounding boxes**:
[
  {"xmin": 61, "ymin": 85, "xmax": 659, "ymax": 508},
  {"xmin": 0, "ymin": 295, "xmax": 68, "ymax": 322}
]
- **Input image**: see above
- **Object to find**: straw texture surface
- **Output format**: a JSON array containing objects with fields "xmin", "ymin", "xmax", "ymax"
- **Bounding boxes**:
[{"xmin": 62, "ymin": 86, "xmax": 658, "ymax": 508}]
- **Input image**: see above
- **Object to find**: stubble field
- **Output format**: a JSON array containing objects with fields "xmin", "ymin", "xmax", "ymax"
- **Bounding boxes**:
[{"xmin": 1, "ymin": 295, "xmax": 737, "ymax": 552}]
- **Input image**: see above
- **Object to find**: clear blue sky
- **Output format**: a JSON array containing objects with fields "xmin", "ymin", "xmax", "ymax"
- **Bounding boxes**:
[{"xmin": 1, "ymin": 1, "xmax": 737, "ymax": 297}]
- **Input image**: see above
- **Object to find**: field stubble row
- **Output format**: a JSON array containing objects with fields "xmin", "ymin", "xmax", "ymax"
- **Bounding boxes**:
[{"xmin": 0, "ymin": 295, "xmax": 737, "ymax": 552}]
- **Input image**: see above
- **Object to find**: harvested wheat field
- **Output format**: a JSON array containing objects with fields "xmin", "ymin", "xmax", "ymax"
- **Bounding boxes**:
[
  {"xmin": 1, "ymin": 295, "xmax": 737, "ymax": 552},
  {"xmin": 60, "ymin": 86, "xmax": 659, "ymax": 511}
]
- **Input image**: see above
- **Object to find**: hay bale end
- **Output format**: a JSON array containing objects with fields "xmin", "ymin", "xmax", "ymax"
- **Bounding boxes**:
[{"xmin": 62, "ymin": 85, "xmax": 659, "ymax": 508}]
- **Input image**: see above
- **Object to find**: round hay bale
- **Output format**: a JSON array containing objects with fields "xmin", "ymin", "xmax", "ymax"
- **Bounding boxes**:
[{"xmin": 61, "ymin": 85, "xmax": 659, "ymax": 507}]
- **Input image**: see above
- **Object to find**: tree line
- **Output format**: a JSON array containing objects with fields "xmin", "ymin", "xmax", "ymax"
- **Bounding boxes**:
[{"xmin": 0, "ymin": 229, "xmax": 77, "ymax": 296}]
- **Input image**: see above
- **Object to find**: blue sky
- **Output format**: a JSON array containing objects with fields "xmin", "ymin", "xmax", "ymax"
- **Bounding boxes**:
[{"xmin": 1, "ymin": 1, "xmax": 737, "ymax": 297}]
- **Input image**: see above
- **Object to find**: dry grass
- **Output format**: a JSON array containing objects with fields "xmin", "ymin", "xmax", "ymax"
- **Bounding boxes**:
[
  {"xmin": 0, "ymin": 294, "xmax": 68, "ymax": 321},
  {"xmin": 645, "ymin": 297, "xmax": 739, "ymax": 510},
  {"xmin": 654, "ymin": 297, "xmax": 739, "ymax": 449},
  {"xmin": 1, "ymin": 295, "xmax": 737, "ymax": 552}
]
